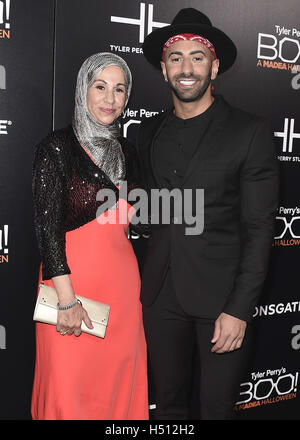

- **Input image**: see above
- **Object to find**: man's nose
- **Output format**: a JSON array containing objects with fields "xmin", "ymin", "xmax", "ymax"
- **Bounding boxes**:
[{"xmin": 181, "ymin": 58, "xmax": 194, "ymax": 76}]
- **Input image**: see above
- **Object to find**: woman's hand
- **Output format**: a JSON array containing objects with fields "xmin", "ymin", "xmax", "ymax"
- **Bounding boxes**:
[
  {"xmin": 51, "ymin": 275, "xmax": 93, "ymax": 337},
  {"xmin": 56, "ymin": 302, "xmax": 93, "ymax": 337}
]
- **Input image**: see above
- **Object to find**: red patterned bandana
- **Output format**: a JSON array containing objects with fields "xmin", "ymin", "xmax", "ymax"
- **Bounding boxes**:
[{"xmin": 162, "ymin": 33, "xmax": 217, "ymax": 61}]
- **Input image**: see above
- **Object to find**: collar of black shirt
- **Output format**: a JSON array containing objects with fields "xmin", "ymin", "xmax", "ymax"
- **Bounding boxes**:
[{"xmin": 169, "ymin": 94, "xmax": 219, "ymax": 127}]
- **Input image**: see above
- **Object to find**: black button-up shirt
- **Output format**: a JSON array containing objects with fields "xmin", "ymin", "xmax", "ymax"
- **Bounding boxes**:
[{"xmin": 153, "ymin": 98, "xmax": 218, "ymax": 189}]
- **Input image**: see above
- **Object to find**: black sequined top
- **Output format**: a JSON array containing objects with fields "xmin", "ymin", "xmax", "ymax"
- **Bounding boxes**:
[{"xmin": 32, "ymin": 125, "xmax": 147, "ymax": 280}]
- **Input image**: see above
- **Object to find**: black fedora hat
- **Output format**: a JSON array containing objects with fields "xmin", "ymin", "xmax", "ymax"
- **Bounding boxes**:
[{"xmin": 142, "ymin": 8, "xmax": 237, "ymax": 74}]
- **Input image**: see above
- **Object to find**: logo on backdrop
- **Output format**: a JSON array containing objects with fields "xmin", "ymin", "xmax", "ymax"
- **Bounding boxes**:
[
  {"xmin": 235, "ymin": 367, "xmax": 299, "ymax": 411},
  {"xmin": 257, "ymin": 24, "xmax": 300, "ymax": 73},
  {"xmin": 0, "ymin": 0, "xmax": 10, "ymax": 39},
  {"xmin": 0, "ymin": 224, "xmax": 8, "ymax": 263},
  {"xmin": 273, "ymin": 207, "xmax": 300, "ymax": 247},
  {"xmin": 0, "ymin": 119, "xmax": 12, "ymax": 134},
  {"xmin": 110, "ymin": 2, "xmax": 168, "ymax": 54},
  {"xmin": 122, "ymin": 107, "xmax": 161, "ymax": 137},
  {"xmin": 254, "ymin": 301, "xmax": 300, "ymax": 318},
  {"xmin": 291, "ymin": 325, "xmax": 300, "ymax": 350},
  {"xmin": 275, "ymin": 118, "xmax": 300, "ymax": 163}
]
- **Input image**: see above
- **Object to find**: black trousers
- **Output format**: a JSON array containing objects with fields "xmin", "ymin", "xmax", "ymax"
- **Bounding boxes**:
[{"xmin": 142, "ymin": 268, "xmax": 253, "ymax": 420}]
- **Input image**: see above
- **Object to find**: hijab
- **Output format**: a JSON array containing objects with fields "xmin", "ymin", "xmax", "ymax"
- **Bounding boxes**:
[{"xmin": 72, "ymin": 52, "xmax": 132, "ymax": 186}]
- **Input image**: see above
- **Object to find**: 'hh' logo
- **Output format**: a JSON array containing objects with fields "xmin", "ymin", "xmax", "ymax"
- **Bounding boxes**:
[
  {"xmin": 274, "ymin": 118, "xmax": 300, "ymax": 153},
  {"xmin": 111, "ymin": 2, "xmax": 168, "ymax": 43}
]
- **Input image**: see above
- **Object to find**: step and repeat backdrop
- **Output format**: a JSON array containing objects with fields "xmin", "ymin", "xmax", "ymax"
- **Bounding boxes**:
[{"xmin": 1, "ymin": 0, "xmax": 300, "ymax": 420}]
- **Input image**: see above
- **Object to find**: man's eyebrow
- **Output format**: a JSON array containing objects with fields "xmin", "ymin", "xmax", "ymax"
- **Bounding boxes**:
[
  {"xmin": 190, "ymin": 50, "xmax": 206, "ymax": 56},
  {"xmin": 168, "ymin": 50, "xmax": 207, "ymax": 58},
  {"xmin": 168, "ymin": 51, "xmax": 183, "ymax": 57}
]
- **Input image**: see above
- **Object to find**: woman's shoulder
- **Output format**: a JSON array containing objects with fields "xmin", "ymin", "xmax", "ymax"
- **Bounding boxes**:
[
  {"xmin": 34, "ymin": 125, "xmax": 74, "ymax": 159},
  {"xmin": 36, "ymin": 125, "xmax": 73, "ymax": 148}
]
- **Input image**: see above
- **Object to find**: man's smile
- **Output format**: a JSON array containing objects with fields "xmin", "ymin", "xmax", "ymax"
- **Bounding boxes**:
[{"xmin": 178, "ymin": 79, "xmax": 197, "ymax": 87}]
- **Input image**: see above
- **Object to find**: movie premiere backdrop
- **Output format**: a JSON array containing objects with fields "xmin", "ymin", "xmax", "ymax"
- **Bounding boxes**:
[{"xmin": 0, "ymin": 0, "xmax": 299, "ymax": 420}]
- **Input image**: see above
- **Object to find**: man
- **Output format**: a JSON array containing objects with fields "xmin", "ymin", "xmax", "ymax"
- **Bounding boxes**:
[{"xmin": 136, "ymin": 8, "xmax": 278, "ymax": 420}]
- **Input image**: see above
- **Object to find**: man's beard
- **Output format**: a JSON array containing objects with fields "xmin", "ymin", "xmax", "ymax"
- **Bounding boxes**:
[{"xmin": 166, "ymin": 67, "xmax": 212, "ymax": 103}]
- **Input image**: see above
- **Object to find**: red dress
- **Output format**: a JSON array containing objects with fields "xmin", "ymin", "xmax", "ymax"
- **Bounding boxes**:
[{"xmin": 31, "ymin": 127, "xmax": 148, "ymax": 420}]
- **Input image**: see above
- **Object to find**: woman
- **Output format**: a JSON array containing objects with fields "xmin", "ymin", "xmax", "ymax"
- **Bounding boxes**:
[{"xmin": 31, "ymin": 53, "xmax": 148, "ymax": 420}]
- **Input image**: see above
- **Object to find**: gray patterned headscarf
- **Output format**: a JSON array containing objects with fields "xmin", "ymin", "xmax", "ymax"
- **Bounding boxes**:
[{"xmin": 72, "ymin": 52, "xmax": 132, "ymax": 185}]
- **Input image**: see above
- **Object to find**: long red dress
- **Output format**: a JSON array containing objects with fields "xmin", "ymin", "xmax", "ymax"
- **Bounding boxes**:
[{"xmin": 31, "ymin": 126, "xmax": 148, "ymax": 420}]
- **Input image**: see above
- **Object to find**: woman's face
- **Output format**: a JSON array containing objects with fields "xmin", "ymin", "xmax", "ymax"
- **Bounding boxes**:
[{"xmin": 87, "ymin": 65, "xmax": 127, "ymax": 125}]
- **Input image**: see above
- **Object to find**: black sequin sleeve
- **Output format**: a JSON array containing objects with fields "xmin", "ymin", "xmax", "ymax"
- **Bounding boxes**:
[{"xmin": 32, "ymin": 138, "xmax": 71, "ymax": 280}]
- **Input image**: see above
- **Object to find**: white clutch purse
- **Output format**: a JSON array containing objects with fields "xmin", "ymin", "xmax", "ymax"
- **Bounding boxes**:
[{"xmin": 33, "ymin": 283, "xmax": 110, "ymax": 338}]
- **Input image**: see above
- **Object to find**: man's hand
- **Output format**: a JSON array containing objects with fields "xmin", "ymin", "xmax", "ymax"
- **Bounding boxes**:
[{"xmin": 211, "ymin": 312, "xmax": 247, "ymax": 353}]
